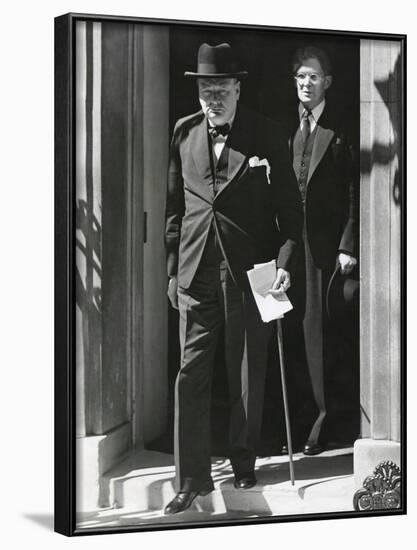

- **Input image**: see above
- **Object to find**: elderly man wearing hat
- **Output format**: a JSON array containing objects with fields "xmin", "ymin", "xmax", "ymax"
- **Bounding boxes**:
[{"xmin": 164, "ymin": 43, "xmax": 303, "ymax": 514}]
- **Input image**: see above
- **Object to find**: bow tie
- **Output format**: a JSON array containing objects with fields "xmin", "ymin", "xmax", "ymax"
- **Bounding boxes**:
[{"xmin": 208, "ymin": 123, "xmax": 230, "ymax": 139}]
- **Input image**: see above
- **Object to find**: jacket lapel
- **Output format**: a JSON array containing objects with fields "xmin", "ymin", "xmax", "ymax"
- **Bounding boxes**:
[
  {"xmin": 188, "ymin": 118, "xmax": 217, "ymax": 203},
  {"xmin": 191, "ymin": 119, "xmax": 213, "ymax": 184},
  {"xmin": 307, "ymin": 124, "xmax": 334, "ymax": 183},
  {"xmin": 226, "ymin": 146, "xmax": 247, "ymax": 183},
  {"xmin": 215, "ymin": 107, "xmax": 250, "ymax": 199}
]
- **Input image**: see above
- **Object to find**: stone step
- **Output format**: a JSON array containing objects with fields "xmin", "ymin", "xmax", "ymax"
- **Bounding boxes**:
[{"xmin": 76, "ymin": 447, "xmax": 355, "ymax": 528}]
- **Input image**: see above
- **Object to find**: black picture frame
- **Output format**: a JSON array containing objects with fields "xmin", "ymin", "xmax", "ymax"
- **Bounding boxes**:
[{"xmin": 55, "ymin": 12, "xmax": 406, "ymax": 536}]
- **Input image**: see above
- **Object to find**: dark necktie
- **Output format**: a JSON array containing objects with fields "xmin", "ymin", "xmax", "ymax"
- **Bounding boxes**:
[
  {"xmin": 300, "ymin": 109, "xmax": 311, "ymax": 143},
  {"xmin": 208, "ymin": 123, "xmax": 230, "ymax": 139}
]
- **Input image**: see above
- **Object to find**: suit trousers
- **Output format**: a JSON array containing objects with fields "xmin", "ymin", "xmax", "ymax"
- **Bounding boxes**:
[
  {"xmin": 283, "ymin": 222, "xmax": 333, "ymax": 447},
  {"xmin": 174, "ymin": 233, "xmax": 272, "ymax": 492}
]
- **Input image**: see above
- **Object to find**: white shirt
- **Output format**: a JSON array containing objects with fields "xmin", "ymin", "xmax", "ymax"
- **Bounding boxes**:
[
  {"xmin": 212, "ymin": 134, "xmax": 228, "ymax": 161},
  {"xmin": 298, "ymin": 99, "xmax": 326, "ymax": 133}
]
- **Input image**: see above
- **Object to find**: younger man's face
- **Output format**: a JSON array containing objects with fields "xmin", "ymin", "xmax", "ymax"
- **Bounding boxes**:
[{"xmin": 295, "ymin": 57, "xmax": 332, "ymax": 110}]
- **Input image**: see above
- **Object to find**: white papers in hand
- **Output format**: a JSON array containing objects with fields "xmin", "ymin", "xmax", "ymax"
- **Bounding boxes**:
[{"xmin": 247, "ymin": 260, "xmax": 293, "ymax": 323}]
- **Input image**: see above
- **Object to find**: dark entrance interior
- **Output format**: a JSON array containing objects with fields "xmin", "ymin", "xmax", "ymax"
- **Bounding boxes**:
[{"xmin": 149, "ymin": 24, "xmax": 360, "ymax": 456}]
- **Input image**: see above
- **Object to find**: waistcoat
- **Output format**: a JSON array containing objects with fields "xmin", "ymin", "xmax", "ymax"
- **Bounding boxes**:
[
  {"xmin": 292, "ymin": 125, "xmax": 317, "ymax": 204},
  {"xmin": 210, "ymin": 138, "xmax": 230, "ymax": 196},
  {"xmin": 199, "ymin": 134, "xmax": 230, "ymax": 268}
]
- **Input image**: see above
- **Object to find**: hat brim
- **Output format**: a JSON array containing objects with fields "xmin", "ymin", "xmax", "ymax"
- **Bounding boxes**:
[{"xmin": 184, "ymin": 71, "xmax": 248, "ymax": 79}]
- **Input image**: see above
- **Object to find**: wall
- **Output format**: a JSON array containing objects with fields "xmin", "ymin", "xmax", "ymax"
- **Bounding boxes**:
[
  {"xmin": 354, "ymin": 38, "xmax": 403, "ymax": 488},
  {"xmin": 74, "ymin": 20, "xmax": 170, "ymax": 511}
]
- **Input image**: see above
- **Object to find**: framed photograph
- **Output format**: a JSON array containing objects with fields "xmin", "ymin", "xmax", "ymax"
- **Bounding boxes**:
[{"xmin": 55, "ymin": 12, "xmax": 406, "ymax": 536}]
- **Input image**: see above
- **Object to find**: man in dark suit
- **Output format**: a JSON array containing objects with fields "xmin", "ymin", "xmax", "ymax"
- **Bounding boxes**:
[
  {"xmin": 283, "ymin": 46, "xmax": 358, "ymax": 455},
  {"xmin": 164, "ymin": 43, "xmax": 303, "ymax": 514}
]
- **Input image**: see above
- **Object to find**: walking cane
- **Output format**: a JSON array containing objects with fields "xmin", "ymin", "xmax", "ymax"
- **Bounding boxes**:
[{"xmin": 276, "ymin": 318, "xmax": 295, "ymax": 485}]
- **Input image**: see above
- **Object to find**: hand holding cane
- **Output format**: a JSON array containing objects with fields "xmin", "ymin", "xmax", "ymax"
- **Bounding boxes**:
[
  {"xmin": 246, "ymin": 261, "xmax": 295, "ymax": 485},
  {"xmin": 268, "ymin": 269, "xmax": 295, "ymax": 485}
]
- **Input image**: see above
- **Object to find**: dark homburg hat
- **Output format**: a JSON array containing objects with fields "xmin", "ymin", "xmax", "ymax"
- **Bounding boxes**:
[
  {"xmin": 326, "ymin": 265, "xmax": 359, "ymax": 323},
  {"xmin": 184, "ymin": 43, "xmax": 248, "ymax": 79}
]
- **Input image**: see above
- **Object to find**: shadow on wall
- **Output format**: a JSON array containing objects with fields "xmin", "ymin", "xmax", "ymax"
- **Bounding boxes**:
[
  {"xmin": 75, "ymin": 198, "xmax": 102, "ymax": 435},
  {"xmin": 76, "ymin": 199, "xmax": 102, "ymax": 312},
  {"xmin": 361, "ymin": 51, "xmax": 402, "ymax": 206}
]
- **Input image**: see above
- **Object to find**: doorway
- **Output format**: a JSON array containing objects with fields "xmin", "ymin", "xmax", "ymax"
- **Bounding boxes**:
[{"xmin": 147, "ymin": 26, "xmax": 360, "ymax": 456}]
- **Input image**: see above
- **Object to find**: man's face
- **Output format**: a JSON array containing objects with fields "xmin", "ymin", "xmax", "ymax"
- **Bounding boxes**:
[
  {"xmin": 198, "ymin": 78, "xmax": 240, "ymax": 126},
  {"xmin": 294, "ymin": 57, "xmax": 332, "ymax": 110}
]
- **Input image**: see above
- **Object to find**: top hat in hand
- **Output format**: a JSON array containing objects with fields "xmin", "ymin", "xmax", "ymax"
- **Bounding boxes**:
[{"xmin": 326, "ymin": 265, "xmax": 359, "ymax": 323}]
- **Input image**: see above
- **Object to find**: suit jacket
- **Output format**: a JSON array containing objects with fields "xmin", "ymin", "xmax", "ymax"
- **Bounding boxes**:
[
  {"xmin": 290, "ymin": 104, "xmax": 359, "ymax": 270},
  {"xmin": 165, "ymin": 105, "xmax": 303, "ymax": 290}
]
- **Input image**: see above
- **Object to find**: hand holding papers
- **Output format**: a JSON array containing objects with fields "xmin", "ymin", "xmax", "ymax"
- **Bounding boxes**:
[{"xmin": 247, "ymin": 260, "xmax": 293, "ymax": 322}]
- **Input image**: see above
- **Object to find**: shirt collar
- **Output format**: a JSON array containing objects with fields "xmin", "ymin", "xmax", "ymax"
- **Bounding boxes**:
[{"xmin": 298, "ymin": 99, "xmax": 326, "ymax": 123}]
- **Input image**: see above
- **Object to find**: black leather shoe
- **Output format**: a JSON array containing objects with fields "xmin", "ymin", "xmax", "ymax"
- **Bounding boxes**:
[
  {"xmin": 303, "ymin": 442, "xmax": 324, "ymax": 456},
  {"xmin": 233, "ymin": 476, "xmax": 257, "ymax": 489},
  {"xmin": 164, "ymin": 488, "xmax": 212, "ymax": 515}
]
